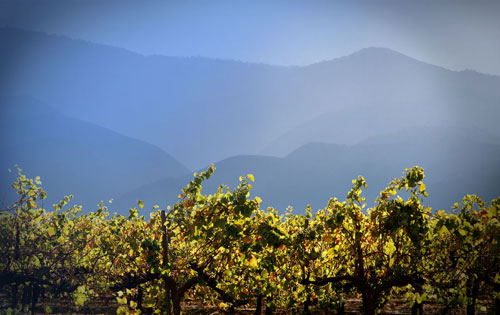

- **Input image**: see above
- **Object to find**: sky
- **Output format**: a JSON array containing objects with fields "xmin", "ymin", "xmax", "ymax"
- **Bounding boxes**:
[{"xmin": 1, "ymin": 0, "xmax": 500, "ymax": 75}]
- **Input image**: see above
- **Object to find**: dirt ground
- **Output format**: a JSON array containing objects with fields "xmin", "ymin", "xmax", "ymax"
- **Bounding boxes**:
[
  {"xmin": 183, "ymin": 296, "xmax": 492, "ymax": 315},
  {"xmin": 1, "ymin": 294, "xmax": 494, "ymax": 314}
]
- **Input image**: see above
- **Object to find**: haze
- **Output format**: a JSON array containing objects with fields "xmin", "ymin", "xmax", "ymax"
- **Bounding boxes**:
[{"xmin": 1, "ymin": 1, "xmax": 499, "ymax": 214}]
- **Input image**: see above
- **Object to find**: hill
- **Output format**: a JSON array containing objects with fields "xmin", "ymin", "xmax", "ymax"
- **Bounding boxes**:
[
  {"xmin": 2, "ymin": 28, "xmax": 500, "ymax": 168},
  {"xmin": 113, "ymin": 124, "xmax": 500, "ymax": 214},
  {"xmin": 0, "ymin": 95, "xmax": 190, "ymax": 209}
]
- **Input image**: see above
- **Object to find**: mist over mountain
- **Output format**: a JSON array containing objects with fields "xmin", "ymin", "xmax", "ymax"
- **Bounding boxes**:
[
  {"xmin": 261, "ymin": 49, "xmax": 500, "ymax": 156},
  {"xmin": 0, "ymin": 95, "xmax": 189, "ymax": 209},
  {"xmin": 1, "ymin": 28, "xmax": 291, "ymax": 170},
  {"xmin": 2, "ymin": 28, "xmax": 500, "ymax": 170},
  {"xmin": 1, "ymin": 28, "xmax": 499, "ymax": 213},
  {"xmin": 112, "ymin": 124, "xmax": 500, "ymax": 215}
]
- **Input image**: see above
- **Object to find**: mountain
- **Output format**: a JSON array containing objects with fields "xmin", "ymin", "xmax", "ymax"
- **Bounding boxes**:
[
  {"xmin": 2, "ymin": 28, "xmax": 500, "ymax": 169},
  {"xmin": 260, "ymin": 102, "xmax": 500, "ymax": 157},
  {"xmin": 260, "ymin": 47, "xmax": 500, "ymax": 156},
  {"xmin": 0, "ymin": 95, "xmax": 190, "ymax": 210},
  {"xmin": 112, "ymin": 124, "xmax": 500, "ymax": 215},
  {"xmin": 0, "ymin": 28, "xmax": 292, "ymax": 169}
]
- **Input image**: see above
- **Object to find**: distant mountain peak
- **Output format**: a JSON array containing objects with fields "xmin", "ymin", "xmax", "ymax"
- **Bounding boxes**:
[
  {"xmin": 350, "ymin": 46, "xmax": 403, "ymax": 55},
  {"xmin": 337, "ymin": 46, "xmax": 423, "ymax": 65},
  {"xmin": 303, "ymin": 46, "xmax": 430, "ymax": 71}
]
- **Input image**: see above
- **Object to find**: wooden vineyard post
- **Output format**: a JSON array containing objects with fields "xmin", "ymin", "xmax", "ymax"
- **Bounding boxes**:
[{"xmin": 161, "ymin": 210, "xmax": 172, "ymax": 315}]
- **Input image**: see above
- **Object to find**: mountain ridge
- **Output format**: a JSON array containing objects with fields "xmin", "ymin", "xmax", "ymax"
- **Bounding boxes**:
[
  {"xmin": 0, "ymin": 95, "xmax": 190, "ymax": 209},
  {"xmin": 2, "ymin": 27, "xmax": 499, "ymax": 211},
  {"xmin": 3, "ymin": 27, "xmax": 499, "ymax": 76},
  {"xmin": 112, "ymin": 124, "xmax": 500, "ymax": 215},
  {"xmin": 3, "ymin": 27, "xmax": 500, "ymax": 169}
]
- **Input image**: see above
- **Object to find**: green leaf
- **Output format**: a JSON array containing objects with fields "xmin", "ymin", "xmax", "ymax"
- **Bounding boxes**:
[
  {"xmin": 47, "ymin": 226, "xmax": 56, "ymax": 237},
  {"xmin": 438, "ymin": 225, "xmax": 449, "ymax": 235},
  {"xmin": 77, "ymin": 285, "xmax": 86, "ymax": 293},
  {"xmin": 32, "ymin": 256, "xmax": 40, "ymax": 267},
  {"xmin": 27, "ymin": 200, "xmax": 38, "ymax": 209},
  {"xmin": 75, "ymin": 293, "xmax": 87, "ymax": 306}
]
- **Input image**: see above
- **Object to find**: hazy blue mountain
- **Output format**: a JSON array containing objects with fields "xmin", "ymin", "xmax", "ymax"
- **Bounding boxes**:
[
  {"xmin": 260, "ymin": 49, "xmax": 500, "ymax": 155},
  {"xmin": 0, "ymin": 28, "xmax": 292, "ymax": 170},
  {"xmin": 0, "ymin": 95, "xmax": 190, "ymax": 210},
  {"xmin": 260, "ymin": 104, "xmax": 500, "ymax": 157},
  {"xmin": 113, "ymin": 124, "xmax": 500, "ymax": 215},
  {"xmin": 356, "ymin": 122, "xmax": 500, "ymax": 146},
  {"xmin": 260, "ymin": 104, "xmax": 421, "ymax": 156},
  {"xmin": 2, "ymin": 28, "xmax": 500, "ymax": 169}
]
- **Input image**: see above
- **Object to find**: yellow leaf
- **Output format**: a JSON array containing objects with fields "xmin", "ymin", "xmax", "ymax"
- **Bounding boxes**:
[
  {"xmin": 47, "ymin": 227, "xmax": 56, "ymax": 237},
  {"xmin": 75, "ymin": 293, "xmax": 87, "ymax": 306},
  {"xmin": 249, "ymin": 255, "xmax": 258, "ymax": 268},
  {"xmin": 419, "ymin": 183, "xmax": 426, "ymax": 193},
  {"xmin": 384, "ymin": 240, "xmax": 396, "ymax": 256},
  {"xmin": 439, "ymin": 225, "xmax": 450, "ymax": 235},
  {"xmin": 248, "ymin": 174, "xmax": 255, "ymax": 182},
  {"xmin": 116, "ymin": 296, "xmax": 127, "ymax": 305},
  {"xmin": 327, "ymin": 248, "xmax": 335, "ymax": 258},
  {"xmin": 321, "ymin": 250, "xmax": 328, "ymax": 259}
]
